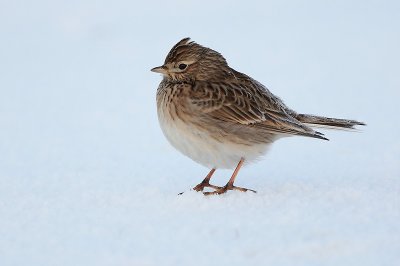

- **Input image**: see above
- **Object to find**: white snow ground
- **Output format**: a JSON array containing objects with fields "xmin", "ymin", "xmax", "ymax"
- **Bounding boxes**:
[{"xmin": 1, "ymin": 1, "xmax": 399, "ymax": 265}]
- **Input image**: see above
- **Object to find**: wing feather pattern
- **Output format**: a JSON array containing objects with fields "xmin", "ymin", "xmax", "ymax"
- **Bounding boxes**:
[{"xmin": 189, "ymin": 74, "xmax": 328, "ymax": 140}]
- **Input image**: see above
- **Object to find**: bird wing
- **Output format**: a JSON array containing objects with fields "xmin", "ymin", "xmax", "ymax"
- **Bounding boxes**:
[{"xmin": 188, "ymin": 78, "xmax": 327, "ymax": 140}]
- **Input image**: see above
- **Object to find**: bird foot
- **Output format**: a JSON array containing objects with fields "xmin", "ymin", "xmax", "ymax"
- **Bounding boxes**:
[
  {"xmin": 203, "ymin": 184, "xmax": 257, "ymax": 195},
  {"xmin": 193, "ymin": 181, "xmax": 222, "ymax": 192}
]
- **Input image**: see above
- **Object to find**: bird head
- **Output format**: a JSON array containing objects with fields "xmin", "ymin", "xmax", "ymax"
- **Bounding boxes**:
[{"xmin": 151, "ymin": 38, "xmax": 229, "ymax": 82}]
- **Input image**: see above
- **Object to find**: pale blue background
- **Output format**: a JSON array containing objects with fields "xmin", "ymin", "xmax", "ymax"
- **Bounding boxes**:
[{"xmin": 1, "ymin": 1, "xmax": 399, "ymax": 265}]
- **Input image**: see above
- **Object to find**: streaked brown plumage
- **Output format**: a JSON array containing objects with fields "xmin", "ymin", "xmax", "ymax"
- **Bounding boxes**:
[{"xmin": 152, "ymin": 38, "xmax": 365, "ymax": 195}]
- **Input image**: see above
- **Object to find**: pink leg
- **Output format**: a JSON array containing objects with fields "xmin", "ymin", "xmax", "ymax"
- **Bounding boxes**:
[
  {"xmin": 204, "ymin": 158, "xmax": 256, "ymax": 195},
  {"xmin": 193, "ymin": 168, "xmax": 222, "ymax": 191}
]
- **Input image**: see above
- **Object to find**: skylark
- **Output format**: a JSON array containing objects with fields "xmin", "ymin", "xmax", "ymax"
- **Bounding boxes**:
[{"xmin": 151, "ymin": 38, "xmax": 365, "ymax": 195}]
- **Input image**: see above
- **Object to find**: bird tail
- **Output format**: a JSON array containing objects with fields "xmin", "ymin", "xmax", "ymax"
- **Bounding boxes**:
[{"xmin": 296, "ymin": 114, "xmax": 366, "ymax": 130}]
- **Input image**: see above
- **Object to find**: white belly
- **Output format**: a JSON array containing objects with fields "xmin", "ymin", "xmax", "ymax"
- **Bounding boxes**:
[{"xmin": 158, "ymin": 109, "xmax": 272, "ymax": 169}]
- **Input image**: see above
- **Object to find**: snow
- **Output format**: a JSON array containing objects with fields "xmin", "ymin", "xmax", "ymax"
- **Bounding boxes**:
[{"xmin": 1, "ymin": 1, "xmax": 399, "ymax": 265}]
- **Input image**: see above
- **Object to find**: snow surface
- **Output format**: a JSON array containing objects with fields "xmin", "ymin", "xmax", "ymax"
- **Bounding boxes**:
[{"xmin": 1, "ymin": 1, "xmax": 399, "ymax": 265}]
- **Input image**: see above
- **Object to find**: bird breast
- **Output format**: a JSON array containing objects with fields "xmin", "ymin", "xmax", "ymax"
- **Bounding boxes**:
[{"xmin": 156, "ymin": 86, "xmax": 272, "ymax": 169}]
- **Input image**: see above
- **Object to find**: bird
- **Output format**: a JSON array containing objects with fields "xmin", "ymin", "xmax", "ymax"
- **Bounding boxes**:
[{"xmin": 151, "ymin": 38, "xmax": 365, "ymax": 195}]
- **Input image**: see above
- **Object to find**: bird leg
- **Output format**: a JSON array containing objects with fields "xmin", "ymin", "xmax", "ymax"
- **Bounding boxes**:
[
  {"xmin": 204, "ymin": 158, "xmax": 256, "ymax": 195},
  {"xmin": 192, "ymin": 168, "xmax": 222, "ymax": 191}
]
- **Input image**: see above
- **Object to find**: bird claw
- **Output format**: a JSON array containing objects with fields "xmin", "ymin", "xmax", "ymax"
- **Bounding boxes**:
[
  {"xmin": 203, "ymin": 184, "xmax": 257, "ymax": 195},
  {"xmin": 192, "ymin": 181, "xmax": 223, "ymax": 192}
]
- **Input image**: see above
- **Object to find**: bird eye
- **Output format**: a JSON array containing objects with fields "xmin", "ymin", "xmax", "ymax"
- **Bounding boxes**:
[{"xmin": 178, "ymin": 63, "xmax": 187, "ymax": 70}]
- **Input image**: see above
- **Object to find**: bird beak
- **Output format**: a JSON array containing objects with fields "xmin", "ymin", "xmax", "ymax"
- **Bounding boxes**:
[{"xmin": 151, "ymin": 65, "xmax": 168, "ymax": 74}]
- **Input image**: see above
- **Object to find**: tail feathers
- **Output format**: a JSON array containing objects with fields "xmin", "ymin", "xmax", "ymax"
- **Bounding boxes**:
[{"xmin": 296, "ymin": 114, "xmax": 366, "ymax": 130}]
